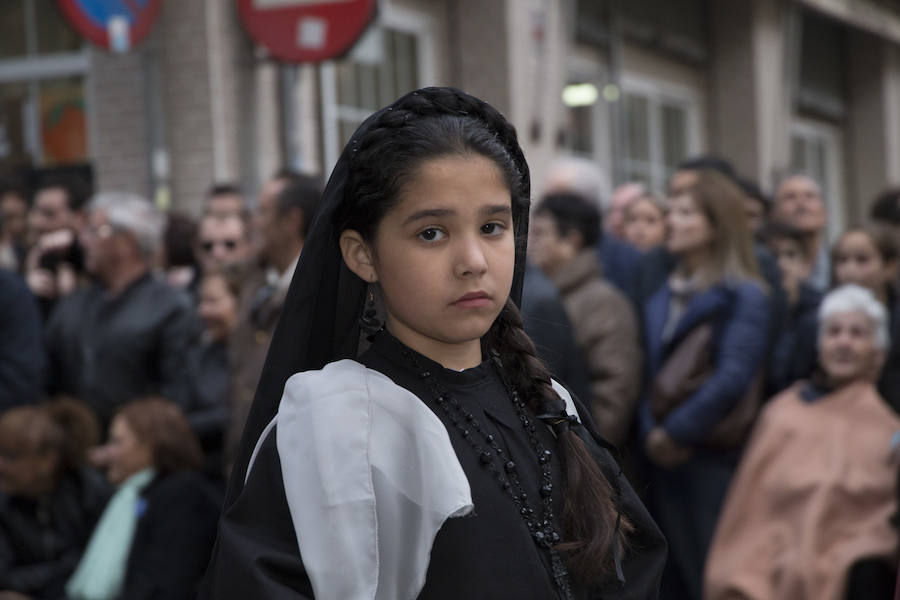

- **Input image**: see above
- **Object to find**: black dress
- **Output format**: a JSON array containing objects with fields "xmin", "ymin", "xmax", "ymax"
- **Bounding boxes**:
[{"xmin": 201, "ymin": 332, "xmax": 665, "ymax": 599}]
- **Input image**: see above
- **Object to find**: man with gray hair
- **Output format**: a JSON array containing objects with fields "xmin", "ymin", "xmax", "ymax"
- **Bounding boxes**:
[
  {"xmin": 45, "ymin": 192, "xmax": 199, "ymax": 429},
  {"xmin": 772, "ymin": 174, "xmax": 829, "ymax": 292},
  {"xmin": 542, "ymin": 157, "xmax": 641, "ymax": 297}
]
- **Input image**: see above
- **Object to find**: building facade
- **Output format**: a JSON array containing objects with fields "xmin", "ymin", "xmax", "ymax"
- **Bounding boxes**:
[{"xmin": 2, "ymin": 0, "xmax": 899, "ymax": 232}]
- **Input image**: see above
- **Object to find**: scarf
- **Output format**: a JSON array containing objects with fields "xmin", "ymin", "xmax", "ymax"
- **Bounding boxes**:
[{"xmin": 66, "ymin": 468, "xmax": 156, "ymax": 600}]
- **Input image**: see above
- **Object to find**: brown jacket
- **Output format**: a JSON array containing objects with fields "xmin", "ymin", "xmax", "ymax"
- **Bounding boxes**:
[
  {"xmin": 550, "ymin": 249, "xmax": 641, "ymax": 446},
  {"xmin": 224, "ymin": 266, "xmax": 290, "ymax": 474}
]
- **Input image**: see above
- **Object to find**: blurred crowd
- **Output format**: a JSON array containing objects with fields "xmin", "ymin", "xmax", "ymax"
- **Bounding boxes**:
[
  {"xmin": 0, "ymin": 170, "xmax": 321, "ymax": 600},
  {"xmin": 1, "ymin": 151, "xmax": 900, "ymax": 599}
]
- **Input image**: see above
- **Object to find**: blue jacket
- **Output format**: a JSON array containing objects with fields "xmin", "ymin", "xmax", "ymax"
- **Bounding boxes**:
[
  {"xmin": 0, "ymin": 269, "xmax": 45, "ymax": 409},
  {"xmin": 639, "ymin": 279, "xmax": 770, "ymax": 445}
]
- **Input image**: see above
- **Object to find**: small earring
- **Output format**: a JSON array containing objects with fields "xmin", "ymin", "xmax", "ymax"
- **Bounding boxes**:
[{"xmin": 359, "ymin": 285, "xmax": 382, "ymax": 338}]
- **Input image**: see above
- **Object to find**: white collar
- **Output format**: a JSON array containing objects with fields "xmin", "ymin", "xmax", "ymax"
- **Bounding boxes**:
[{"xmin": 247, "ymin": 360, "xmax": 580, "ymax": 600}]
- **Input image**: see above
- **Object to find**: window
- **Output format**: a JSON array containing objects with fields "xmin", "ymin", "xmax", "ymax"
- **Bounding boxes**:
[
  {"xmin": 796, "ymin": 10, "xmax": 847, "ymax": 120},
  {"xmin": 0, "ymin": 0, "xmax": 88, "ymax": 171},
  {"xmin": 790, "ymin": 119, "xmax": 844, "ymax": 241},
  {"xmin": 618, "ymin": 77, "xmax": 700, "ymax": 191},
  {"xmin": 320, "ymin": 4, "xmax": 434, "ymax": 171}
]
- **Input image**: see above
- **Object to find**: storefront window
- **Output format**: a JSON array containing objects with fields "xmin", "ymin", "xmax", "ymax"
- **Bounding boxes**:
[
  {"xmin": 0, "ymin": 0, "xmax": 88, "ymax": 171},
  {"xmin": 35, "ymin": 0, "xmax": 82, "ymax": 55},
  {"xmin": 320, "ymin": 4, "xmax": 434, "ymax": 172}
]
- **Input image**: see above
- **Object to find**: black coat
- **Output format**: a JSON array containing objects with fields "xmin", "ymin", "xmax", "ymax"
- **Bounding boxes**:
[
  {"xmin": 200, "ymin": 338, "xmax": 666, "ymax": 599},
  {"xmin": 44, "ymin": 273, "xmax": 200, "ymax": 429},
  {"xmin": 0, "ymin": 268, "xmax": 45, "ymax": 409},
  {"xmin": 0, "ymin": 467, "xmax": 110, "ymax": 599},
  {"xmin": 119, "ymin": 471, "xmax": 220, "ymax": 600}
]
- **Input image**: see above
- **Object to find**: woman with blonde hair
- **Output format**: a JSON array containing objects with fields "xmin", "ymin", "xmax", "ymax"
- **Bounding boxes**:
[{"xmin": 637, "ymin": 169, "xmax": 771, "ymax": 599}]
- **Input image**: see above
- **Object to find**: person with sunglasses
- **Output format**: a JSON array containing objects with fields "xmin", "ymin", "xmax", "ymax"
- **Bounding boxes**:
[
  {"xmin": 195, "ymin": 213, "xmax": 251, "ymax": 274},
  {"xmin": 222, "ymin": 172, "xmax": 321, "ymax": 477}
]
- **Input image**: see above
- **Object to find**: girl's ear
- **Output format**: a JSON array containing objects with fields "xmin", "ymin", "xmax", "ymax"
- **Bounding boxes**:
[{"xmin": 339, "ymin": 229, "xmax": 379, "ymax": 282}]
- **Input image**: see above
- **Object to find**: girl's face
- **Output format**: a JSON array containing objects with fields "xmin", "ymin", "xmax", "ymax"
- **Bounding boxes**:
[
  {"xmin": 819, "ymin": 310, "xmax": 883, "ymax": 386},
  {"xmin": 343, "ymin": 154, "xmax": 515, "ymax": 370},
  {"xmin": 665, "ymin": 193, "xmax": 713, "ymax": 257},
  {"xmin": 198, "ymin": 275, "xmax": 238, "ymax": 342},
  {"xmin": 623, "ymin": 197, "xmax": 666, "ymax": 252},
  {"xmin": 833, "ymin": 232, "xmax": 891, "ymax": 295}
]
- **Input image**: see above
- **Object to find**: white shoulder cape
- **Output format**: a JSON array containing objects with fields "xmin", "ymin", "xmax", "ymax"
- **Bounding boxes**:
[{"xmin": 246, "ymin": 359, "xmax": 580, "ymax": 600}]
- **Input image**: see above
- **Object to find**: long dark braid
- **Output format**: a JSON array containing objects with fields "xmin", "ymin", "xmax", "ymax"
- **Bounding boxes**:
[
  {"xmin": 485, "ymin": 298, "xmax": 631, "ymax": 582},
  {"xmin": 336, "ymin": 87, "xmax": 628, "ymax": 583}
]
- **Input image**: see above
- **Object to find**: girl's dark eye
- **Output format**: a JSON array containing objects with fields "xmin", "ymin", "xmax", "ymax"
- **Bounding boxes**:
[
  {"xmin": 482, "ymin": 223, "xmax": 504, "ymax": 235},
  {"xmin": 418, "ymin": 228, "xmax": 445, "ymax": 242}
]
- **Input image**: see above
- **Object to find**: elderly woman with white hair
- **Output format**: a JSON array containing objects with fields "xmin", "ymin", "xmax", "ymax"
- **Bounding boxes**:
[
  {"xmin": 704, "ymin": 284, "xmax": 900, "ymax": 600},
  {"xmin": 45, "ymin": 193, "xmax": 200, "ymax": 431}
]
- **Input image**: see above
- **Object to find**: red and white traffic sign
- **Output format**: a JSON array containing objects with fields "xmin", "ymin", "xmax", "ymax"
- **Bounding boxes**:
[{"xmin": 237, "ymin": 0, "xmax": 377, "ymax": 63}]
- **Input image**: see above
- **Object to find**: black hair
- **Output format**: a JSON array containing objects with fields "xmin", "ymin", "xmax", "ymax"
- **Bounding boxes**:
[
  {"xmin": 534, "ymin": 192, "xmax": 601, "ymax": 249},
  {"xmin": 271, "ymin": 167, "xmax": 306, "ymax": 186},
  {"xmin": 335, "ymin": 88, "xmax": 626, "ymax": 583},
  {"xmin": 676, "ymin": 155, "xmax": 737, "ymax": 180},
  {"xmin": 335, "ymin": 114, "xmax": 523, "ymax": 242},
  {"xmin": 206, "ymin": 182, "xmax": 242, "ymax": 199},
  {"xmin": 0, "ymin": 174, "xmax": 28, "ymax": 205},
  {"xmin": 275, "ymin": 175, "xmax": 322, "ymax": 238},
  {"xmin": 34, "ymin": 173, "xmax": 89, "ymax": 212},
  {"xmin": 164, "ymin": 212, "xmax": 198, "ymax": 269},
  {"xmin": 870, "ymin": 187, "xmax": 900, "ymax": 226},
  {"xmin": 762, "ymin": 220, "xmax": 805, "ymax": 246}
]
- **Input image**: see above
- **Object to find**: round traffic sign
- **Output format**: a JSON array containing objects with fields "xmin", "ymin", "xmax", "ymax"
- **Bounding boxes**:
[
  {"xmin": 56, "ymin": 0, "xmax": 162, "ymax": 52},
  {"xmin": 237, "ymin": 0, "xmax": 377, "ymax": 63}
]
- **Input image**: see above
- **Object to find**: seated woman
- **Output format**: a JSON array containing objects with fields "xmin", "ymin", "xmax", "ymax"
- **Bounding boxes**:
[
  {"xmin": 705, "ymin": 284, "xmax": 900, "ymax": 600},
  {"xmin": 67, "ymin": 398, "xmax": 219, "ymax": 600},
  {"xmin": 0, "ymin": 399, "xmax": 110, "ymax": 599}
]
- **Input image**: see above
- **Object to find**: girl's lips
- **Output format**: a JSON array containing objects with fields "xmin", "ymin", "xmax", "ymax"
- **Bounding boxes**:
[{"xmin": 453, "ymin": 292, "xmax": 491, "ymax": 308}]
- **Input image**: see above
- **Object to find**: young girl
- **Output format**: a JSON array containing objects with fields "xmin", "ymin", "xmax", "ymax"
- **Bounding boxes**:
[
  {"xmin": 200, "ymin": 88, "xmax": 665, "ymax": 599},
  {"xmin": 622, "ymin": 193, "xmax": 667, "ymax": 253}
]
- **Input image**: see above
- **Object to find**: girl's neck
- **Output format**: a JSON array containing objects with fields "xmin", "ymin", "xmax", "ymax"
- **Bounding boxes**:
[{"xmin": 385, "ymin": 321, "xmax": 483, "ymax": 372}]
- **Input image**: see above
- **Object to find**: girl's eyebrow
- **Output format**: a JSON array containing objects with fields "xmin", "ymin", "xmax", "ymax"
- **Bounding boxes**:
[
  {"xmin": 483, "ymin": 204, "xmax": 512, "ymax": 217},
  {"xmin": 402, "ymin": 208, "xmax": 453, "ymax": 226},
  {"xmin": 402, "ymin": 204, "xmax": 511, "ymax": 225}
]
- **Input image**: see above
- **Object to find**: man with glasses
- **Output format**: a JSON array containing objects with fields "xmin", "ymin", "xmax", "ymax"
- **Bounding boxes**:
[
  {"xmin": 224, "ymin": 170, "xmax": 321, "ymax": 475},
  {"xmin": 195, "ymin": 213, "xmax": 251, "ymax": 273}
]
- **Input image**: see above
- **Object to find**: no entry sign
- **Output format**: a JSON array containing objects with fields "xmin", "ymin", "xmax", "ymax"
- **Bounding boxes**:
[
  {"xmin": 237, "ymin": 0, "xmax": 377, "ymax": 63},
  {"xmin": 56, "ymin": 0, "xmax": 162, "ymax": 52}
]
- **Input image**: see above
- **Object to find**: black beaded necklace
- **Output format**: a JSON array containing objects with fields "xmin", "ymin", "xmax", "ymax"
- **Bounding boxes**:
[{"xmin": 397, "ymin": 341, "xmax": 575, "ymax": 600}]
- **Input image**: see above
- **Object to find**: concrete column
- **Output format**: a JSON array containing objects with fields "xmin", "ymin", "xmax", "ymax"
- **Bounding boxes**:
[
  {"xmin": 88, "ymin": 48, "xmax": 150, "ymax": 197},
  {"xmin": 451, "ymin": 0, "xmax": 511, "ymax": 115},
  {"xmin": 885, "ymin": 44, "xmax": 900, "ymax": 185},
  {"xmin": 709, "ymin": 0, "xmax": 790, "ymax": 189}
]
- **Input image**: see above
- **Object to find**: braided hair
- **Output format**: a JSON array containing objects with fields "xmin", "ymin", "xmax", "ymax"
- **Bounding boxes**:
[{"xmin": 335, "ymin": 87, "xmax": 627, "ymax": 583}]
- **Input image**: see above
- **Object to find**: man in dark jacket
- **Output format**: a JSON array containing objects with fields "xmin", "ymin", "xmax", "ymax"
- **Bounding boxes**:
[
  {"xmin": 45, "ymin": 193, "xmax": 199, "ymax": 430},
  {"xmin": 0, "ymin": 269, "xmax": 45, "ymax": 410},
  {"xmin": 224, "ymin": 171, "xmax": 321, "ymax": 473}
]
